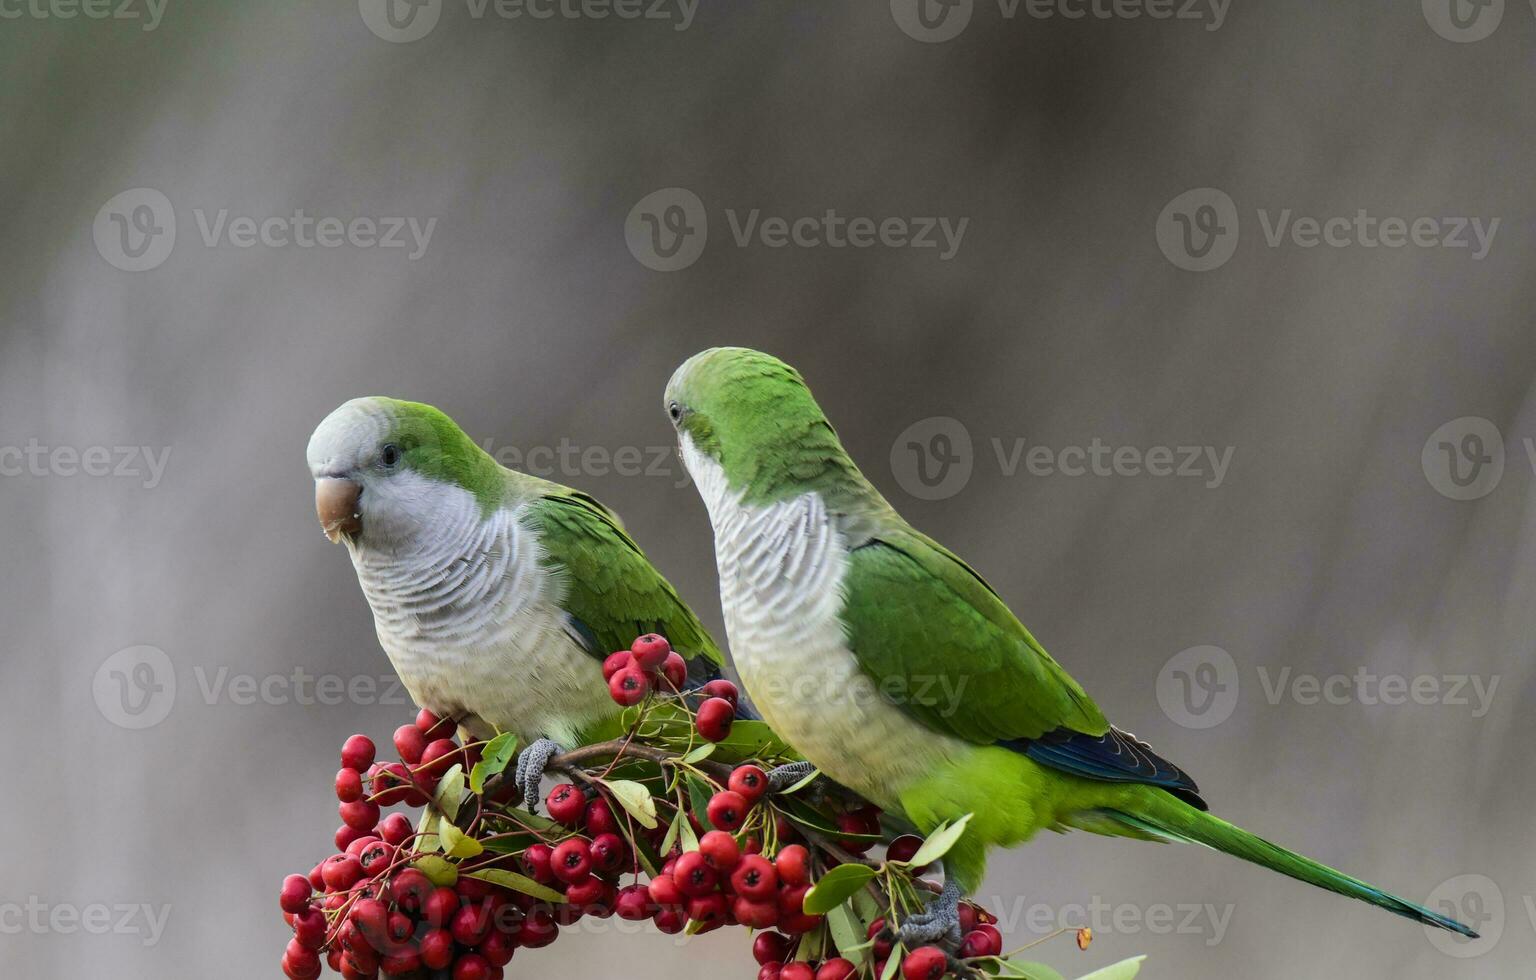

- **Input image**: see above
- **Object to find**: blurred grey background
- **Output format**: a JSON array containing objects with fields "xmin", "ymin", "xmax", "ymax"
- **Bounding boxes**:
[{"xmin": 1, "ymin": 1, "xmax": 1533, "ymax": 977}]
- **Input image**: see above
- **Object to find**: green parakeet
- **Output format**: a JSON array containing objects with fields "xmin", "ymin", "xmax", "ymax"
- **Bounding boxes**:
[
  {"xmin": 307, "ymin": 396, "xmax": 725, "ymax": 806},
  {"xmin": 663, "ymin": 347, "xmax": 1475, "ymax": 945}
]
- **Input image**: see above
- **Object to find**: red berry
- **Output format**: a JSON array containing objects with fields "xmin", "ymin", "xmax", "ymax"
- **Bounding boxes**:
[
  {"xmin": 612, "ymin": 883, "xmax": 653, "ymax": 920},
  {"xmin": 340, "ymin": 734, "xmax": 376, "ymax": 773},
  {"xmin": 961, "ymin": 924, "xmax": 1003, "ymax": 958},
  {"xmin": 672, "ymin": 851, "xmax": 718, "ymax": 897},
  {"xmin": 706, "ymin": 790, "xmax": 749, "ymax": 831},
  {"xmin": 334, "ymin": 823, "xmax": 367, "ymax": 852},
  {"xmin": 836, "ymin": 809, "xmax": 880, "ymax": 854},
  {"xmin": 416, "ymin": 707, "xmax": 455, "ymax": 741},
  {"xmin": 334, "ymin": 767, "xmax": 364, "ymax": 803},
  {"xmin": 584, "ymin": 798, "xmax": 620, "ymax": 835},
  {"xmin": 517, "ymin": 907, "xmax": 559, "ymax": 948},
  {"xmin": 371, "ymin": 762, "xmax": 427, "ymax": 807},
  {"xmin": 602, "ymin": 650, "xmax": 633, "ymax": 680},
  {"xmin": 348, "ymin": 897, "xmax": 390, "ymax": 951},
  {"xmin": 565, "ymin": 875, "xmax": 608, "ymax": 908},
  {"xmin": 869, "ymin": 917, "xmax": 894, "ymax": 959},
  {"xmin": 393, "ymin": 724, "xmax": 428, "ymax": 765},
  {"xmin": 451, "ymin": 901, "xmax": 493, "ymax": 947},
  {"xmin": 698, "ymin": 829, "xmax": 741, "ymax": 871},
  {"xmin": 774, "ymin": 844, "xmax": 810, "ymax": 886},
  {"xmin": 589, "ymin": 832, "xmax": 628, "ymax": 874},
  {"xmin": 339, "ymin": 799, "xmax": 381, "ymax": 832},
  {"xmin": 630, "ymin": 633, "xmax": 672, "ymax": 670},
  {"xmin": 781, "ymin": 964, "xmax": 815, "ymax": 980},
  {"xmin": 345, "ymin": 835, "xmax": 379, "ymax": 858},
  {"xmin": 282, "ymin": 940, "xmax": 322, "ymax": 980},
  {"xmin": 378, "ymin": 812, "xmax": 412, "ymax": 846},
  {"xmin": 550, "ymin": 838, "xmax": 594, "ymax": 884},
  {"xmin": 733, "ymin": 895, "xmax": 780, "ymax": 929},
  {"xmin": 730, "ymin": 854, "xmax": 779, "ymax": 901},
  {"xmin": 701, "ymin": 678, "xmax": 739, "ymax": 708},
  {"xmin": 382, "ymin": 948, "xmax": 423, "ymax": 975},
  {"xmin": 696, "ymin": 697, "xmax": 735, "ymax": 742},
  {"xmin": 280, "ymin": 874, "xmax": 313, "ymax": 914},
  {"xmin": 728, "ymin": 765, "xmax": 769, "ymax": 804},
  {"xmin": 356, "ymin": 840, "xmax": 395, "ymax": 878},
  {"xmin": 886, "ymin": 834, "xmax": 925, "ymax": 865},
  {"xmin": 648, "ymin": 873, "xmax": 684, "ymax": 907},
  {"xmin": 817, "ymin": 958, "xmax": 856, "ymax": 980},
  {"xmin": 291, "ymin": 907, "xmax": 327, "ymax": 949},
  {"xmin": 661, "ymin": 651, "xmax": 688, "ymax": 690},
  {"xmin": 390, "ymin": 868, "xmax": 433, "ymax": 913},
  {"xmin": 653, "ymin": 905, "xmax": 686, "ymax": 934},
  {"xmin": 522, "ymin": 843, "xmax": 556, "ymax": 884},
  {"xmin": 902, "ymin": 946, "xmax": 948, "ymax": 980},
  {"xmin": 321, "ymin": 854, "xmax": 364, "ymax": 892},
  {"xmin": 758, "ymin": 967, "xmax": 783, "ymax": 980},
  {"xmin": 777, "ymin": 884, "xmax": 820, "ymax": 933},
  {"xmin": 453, "ymin": 952, "xmax": 493, "ymax": 980},
  {"xmin": 686, "ymin": 892, "xmax": 729, "ymax": 930},
  {"xmin": 420, "ymin": 928, "xmax": 454, "ymax": 970},
  {"xmin": 419, "ymin": 738, "xmax": 461, "ymax": 777},
  {"xmin": 480, "ymin": 928, "xmax": 517, "ymax": 967},
  {"xmin": 753, "ymin": 931, "xmax": 792, "ymax": 965},
  {"xmin": 423, "ymin": 886, "xmax": 459, "ymax": 927},
  {"xmin": 545, "ymin": 783, "xmax": 587, "ymax": 827},
  {"xmin": 608, "ymin": 665, "xmax": 650, "ymax": 706}
]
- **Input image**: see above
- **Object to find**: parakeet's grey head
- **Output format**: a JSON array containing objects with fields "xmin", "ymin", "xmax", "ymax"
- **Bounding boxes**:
[
  {"xmin": 306, "ymin": 397, "xmax": 504, "ymax": 550},
  {"xmin": 665, "ymin": 347, "xmax": 876, "ymax": 509}
]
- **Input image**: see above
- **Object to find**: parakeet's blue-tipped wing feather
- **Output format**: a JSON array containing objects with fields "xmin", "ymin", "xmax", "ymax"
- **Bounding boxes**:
[
  {"xmin": 843, "ymin": 528, "xmax": 1201, "ymax": 803},
  {"xmin": 525, "ymin": 492, "xmax": 724, "ymax": 669}
]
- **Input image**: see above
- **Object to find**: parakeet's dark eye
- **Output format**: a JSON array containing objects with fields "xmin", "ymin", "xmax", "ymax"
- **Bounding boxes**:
[
  {"xmin": 668, "ymin": 402, "xmax": 683, "ymax": 423},
  {"xmin": 379, "ymin": 444, "xmax": 402, "ymax": 468}
]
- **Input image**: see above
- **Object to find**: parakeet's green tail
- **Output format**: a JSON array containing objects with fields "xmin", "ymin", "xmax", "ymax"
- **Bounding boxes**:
[{"xmin": 1101, "ymin": 790, "xmax": 1477, "ymax": 937}]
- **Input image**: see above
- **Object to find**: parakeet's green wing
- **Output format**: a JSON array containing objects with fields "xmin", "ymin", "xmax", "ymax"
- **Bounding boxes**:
[
  {"xmin": 526, "ymin": 492, "xmax": 723, "ymax": 667},
  {"xmin": 841, "ymin": 527, "xmax": 1109, "ymax": 742}
]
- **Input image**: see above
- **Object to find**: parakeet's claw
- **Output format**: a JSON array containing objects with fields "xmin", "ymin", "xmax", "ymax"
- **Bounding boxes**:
[
  {"xmin": 947, "ymin": 953, "xmax": 986, "ymax": 980},
  {"xmin": 515, "ymin": 738, "xmax": 564, "ymax": 812},
  {"xmin": 767, "ymin": 761, "xmax": 818, "ymax": 794},
  {"xmin": 898, "ymin": 878, "xmax": 964, "ymax": 951}
]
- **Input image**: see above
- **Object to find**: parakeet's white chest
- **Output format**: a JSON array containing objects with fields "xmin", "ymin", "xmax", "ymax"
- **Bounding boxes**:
[
  {"xmin": 680, "ymin": 440, "xmax": 947, "ymax": 807},
  {"xmin": 347, "ymin": 492, "xmax": 611, "ymax": 745}
]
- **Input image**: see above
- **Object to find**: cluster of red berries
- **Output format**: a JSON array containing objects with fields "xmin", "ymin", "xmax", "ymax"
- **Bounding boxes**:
[
  {"xmin": 602, "ymin": 633, "xmax": 741, "ymax": 742},
  {"xmin": 279, "ymin": 632, "xmax": 1016, "ymax": 980}
]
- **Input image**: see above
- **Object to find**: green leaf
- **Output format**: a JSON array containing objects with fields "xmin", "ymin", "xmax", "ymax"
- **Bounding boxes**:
[
  {"xmin": 433, "ymin": 765, "xmax": 466, "ymax": 822},
  {"xmin": 441, "ymin": 822, "xmax": 484, "ymax": 859},
  {"xmin": 685, "ymin": 775, "xmax": 716, "ymax": 832},
  {"xmin": 802, "ymin": 863, "xmax": 878, "ymax": 915},
  {"xmin": 998, "ymin": 962, "xmax": 1066, "ymax": 980},
  {"xmin": 827, "ymin": 904, "xmax": 867, "ymax": 967},
  {"xmin": 1072, "ymin": 957, "xmax": 1145, "ymax": 980},
  {"xmin": 467, "ymin": 870, "xmax": 567, "ymax": 905},
  {"xmin": 660, "ymin": 809, "xmax": 683, "ymax": 855},
  {"xmin": 415, "ymin": 808, "xmax": 443, "ymax": 854},
  {"xmin": 499, "ymin": 806, "xmax": 558, "ymax": 833},
  {"xmin": 413, "ymin": 855, "xmax": 458, "ymax": 887},
  {"xmin": 902, "ymin": 813, "xmax": 973, "ymax": 869},
  {"xmin": 677, "ymin": 810, "xmax": 700, "ymax": 852},
  {"xmin": 713, "ymin": 719, "xmax": 794, "ymax": 759},
  {"xmin": 469, "ymin": 733, "xmax": 518, "ymax": 795},
  {"xmin": 601, "ymin": 779, "xmax": 660, "ymax": 830},
  {"xmin": 879, "ymin": 945, "xmax": 904, "ymax": 980},
  {"xmin": 680, "ymin": 742, "xmax": 717, "ymax": 764}
]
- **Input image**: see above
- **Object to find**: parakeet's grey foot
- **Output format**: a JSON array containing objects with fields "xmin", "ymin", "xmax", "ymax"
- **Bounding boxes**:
[
  {"xmin": 514, "ymin": 738, "xmax": 564, "ymax": 812},
  {"xmin": 767, "ymin": 761, "xmax": 817, "ymax": 793},
  {"xmin": 898, "ymin": 878, "xmax": 964, "ymax": 951}
]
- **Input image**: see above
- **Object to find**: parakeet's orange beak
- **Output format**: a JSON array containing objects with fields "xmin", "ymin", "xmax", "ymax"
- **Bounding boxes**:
[{"xmin": 316, "ymin": 478, "xmax": 363, "ymax": 543}]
